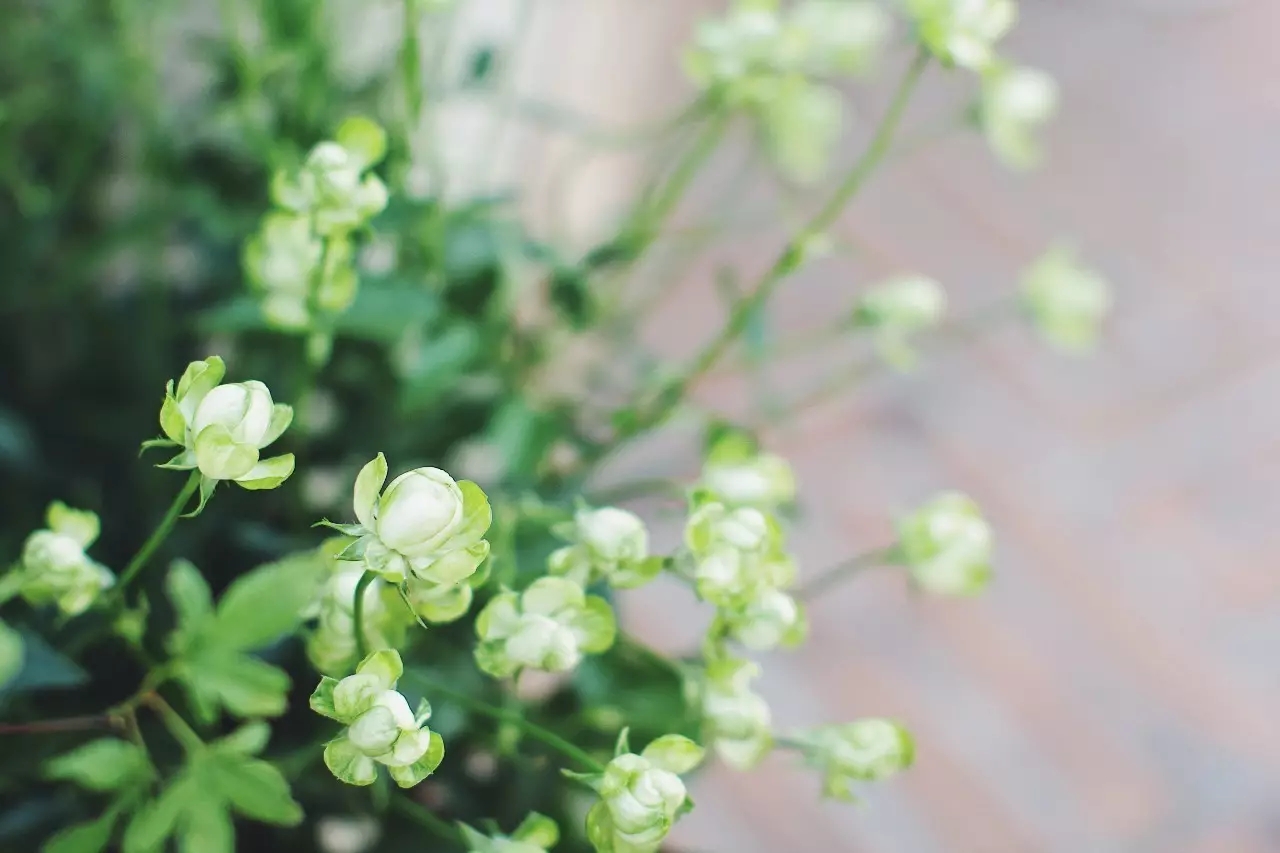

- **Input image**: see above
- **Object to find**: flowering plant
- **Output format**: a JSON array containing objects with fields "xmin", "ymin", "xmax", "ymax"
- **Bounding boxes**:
[{"xmin": 0, "ymin": 0, "xmax": 1108, "ymax": 850}]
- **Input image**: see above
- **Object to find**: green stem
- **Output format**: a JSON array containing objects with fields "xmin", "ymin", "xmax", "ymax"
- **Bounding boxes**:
[
  {"xmin": 116, "ymin": 471, "xmax": 201, "ymax": 593},
  {"xmin": 145, "ymin": 694, "xmax": 203, "ymax": 754},
  {"xmin": 352, "ymin": 570, "xmax": 376, "ymax": 661},
  {"xmin": 796, "ymin": 548, "xmax": 894, "ymax": 601},
  {"xmin": 619, "ymin": 109, "xmax": 728, "ymax": 257},
  {"xmin": 405, "ymin": 672, "xmax": 606, "ymax": 773},
  {"xmin": 592, "ymin": 50, "xmax": 930, "ymax": 464},
  {"xmin": 389, "ymin": 796, "xmax": 461, "ymax": 845}
]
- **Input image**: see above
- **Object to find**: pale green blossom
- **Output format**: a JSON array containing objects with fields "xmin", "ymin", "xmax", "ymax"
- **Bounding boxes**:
[
  {"xmin": 323, "ymin": 454, "xmax": 492, "ymax": 621},
  {"xmin": 906, "ymin": 0, "xmax": 1017, "ymax": 70},
  {"xmin": 583, "ymin": 734, "xmax": 704, "ymax": 853},
  {"xmin": 474, "ymin": 577, "xmax": 616, "ymax": 678},
  {"xmin": 981, "ymin": 64, "xmax": 1058, "ymax": 170},
  {"xmin": 897, "ymin": 492, "xmax": 993, "ymax": 595},
  {"xmin": 685, "ymin": 0, "xmax": 890, "ymax": 181},
  {"xmin": 12, "ymin": 502, "xmax": 113, "ymax": 616},
  {"xmin": 1020, "ymin": 246, "xmax": 1112, "ymax": 352},
  {"xmin": 271, "ymin": 117, "xmax": 389, "ymax": 237},
  {"xmin": 698, "ymin": 656, "xmax": 773, "ymax": 769},
  {"xmin": 717, "ymin": 585, "xmax": 807, "ymax": 651},
  {"xmin": 792, "ymin": 718, "xmax": 915, "ymax": 799},
  {"xmin": 853, "ymin": 274, "xmax": 947, "ymax": 368},
  {"xmin": 699, "ymin": 433, "xmax": 796, "ymax": 510},
  {"xmin": 243, "ymin": 213, "xmax": 357, "ymax": 330},
  {"xmin": 459, "ymin": 813, "xmax": 559, "ymax": 853},
  {"xmin": 151, "ymin": 356, "xmax": 295, "ymax": 497},
  {"xmin": 311, "ymin": 649, "xmax": 444, "ymax": 788},
  {"xmin": 549, "ymin": 506, "xmax": 662, "ymax": 589}
]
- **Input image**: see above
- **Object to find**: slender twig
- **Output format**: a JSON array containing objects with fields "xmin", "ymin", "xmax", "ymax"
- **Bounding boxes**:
[
  {"xmin": 404, "ymin": 672, "xmax": 606, "ymax": 773},
  {"xmin": 0, "ymin": 715, "xmax": 116, "ymax": 735},
  {"xmin": 352, "ymin": 570, "xmax": 377, "ymax": 661},
  {"xmin": 115, "ymin": 470, "xmax": 201, "ymax": 594},
  {"xmin": 144, "ymin": 693, "xmax": 203, "ymax": 754},
  {"xmin": 584, "ymin": 50, "xmax": 931, "ymax": 469},
  {"xmin": 796, "ymin": 548, "xmax": 894, "ymax": 601}
]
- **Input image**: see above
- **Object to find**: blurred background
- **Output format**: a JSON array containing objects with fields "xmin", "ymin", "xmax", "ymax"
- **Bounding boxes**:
[{"xmin": 483, "ymin": 0, "xmax": 1279, "ymax": 851}]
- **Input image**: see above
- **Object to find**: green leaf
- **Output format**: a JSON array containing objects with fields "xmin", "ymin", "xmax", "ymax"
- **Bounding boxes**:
[
  {"xmin": 166, "ymin": 560, "xmax": 213, "ymax": 635},
  {"xmin": 122, "ymin": 782, "xmax": 186, "ymax": 853},
  {"xmin": 208, "ymin": 753, "xmax": 304, "ymax": 826},
  {"xmin": 0, "ymin": 628, "xmax": 87, "ymax": 697},
  {"xmin": 211, "ymin": 555, "xmax": 324, "ymax": 651},
  {"xmin": 193, "ymin": 652, "xmax": 291, "ymax": 719},
  {"xmin": 43, "ymin": 809, "xmax": 119, "ymax": 853},
  {"xmin": 179, "ymin": 796, "xmax": 234, "ymax": 853},
  {"xmin": 46, "ymin": 739, "xmax": 151, "ymax": 792},
  {"xmin": 213, "ymin": 721, "xmax": 271, "ymax": 756}
]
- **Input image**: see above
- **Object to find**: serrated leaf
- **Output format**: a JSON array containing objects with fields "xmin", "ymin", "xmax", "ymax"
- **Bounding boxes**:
[
  {"xmin": 187, "ymin": 651, "xmax": 290, "ymax": 719},
  {"xmin": 207, "ymin": 753, "xmax": 303, "ymax": 826},
  {"xmin": 211, "ymin": 556, "xmax": 324, "ymax": 651},
  {"xmin": 46, "ymin": 739, "xmax": 151, "ymax": 792},
  {"xmin": 42, "ymin": 808, "xmax": 118, "ymax": 853},
  {"xmin": 122, "ymin": 781, "xmax": 186, "ymax": 853},
  {"xmin": 179, "ymin": 796, "xmax": 233, "ymax": 853}
]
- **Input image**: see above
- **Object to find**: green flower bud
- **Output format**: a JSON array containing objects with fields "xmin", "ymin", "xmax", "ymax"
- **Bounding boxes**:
[
  {"xmin": 853, "ymin": 274, "xmax": 947, "ymax": 369},
  {"xmin": 306, "ymin": 548, "xmax": 412, "ymax": 677},
  {"xmin": 474, "ymin": 577, "xmax": 616, "ymax": 678},
  {"xmin": 243, "ymin": 212, "xmax": 323, "ymax": 330},
  {"xmin": 548, "ymin": 506, "xmax": 662, "ymax": 589},
  {"xmin": 16, "ymin": 502, "xmax": 113, "ymax": 616},
  {"xmin": 906, "ymin": 0, "xmax": 1016, "ymax": 70},
  {"xmin": 272, "ymin": 125, "xmax": 389, "ymax": 238},
  {"xmin": 1020, "ymin": 246, "xmax": 1112, "ymax": 352},
  {"xmin": 897, "ymin": 492, "xmax": 993, "ymax": 595},
  {"xmin": 685, "ymin": 503, "xmax": 773, "ymax": 560},
  {"xmin": 586, "ymin": 736, "xmax": 703, "ymax": 853},
  {"xmin": 459, "ymin": 813, "xmax": 559, "ymax": 853},
  {"xmin": 700, "ymin": 433, "xmax": 795, "ymax": 510},
  {"xmin": 156, "ymin": 357, "xmax": 294, "ymax": 493},
  {"xmin": 329, "ymin": 455, "xmax": 492, "ymax": 596},
  {"xmin": 981, "ymin": 63, "xmax": 1058, "ymax": 170},
  {"xmin": 311, "ymin": 650, "xmax": 444, "ymax": 789},
  {"xmin": 700, "ymin": 657, "xmax": 773, "ymax": 769},
  {"xmin": 721, "ymin": 586, "xmax": 806, "ymax": 651},
  {"xmin": 796, "ymin": 719, "xmax": 914, "ymax": 800}
]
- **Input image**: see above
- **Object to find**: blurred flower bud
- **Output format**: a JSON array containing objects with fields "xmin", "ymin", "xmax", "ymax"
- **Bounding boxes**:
[
  {"xmin": 1020, "ymin": 246, "xmax": 1112, "ymax": 352},
  {"xmin": 16, "ymin": 502, "xmax": 113, "ymax": 616},
  {"xmin": 897, "ymin": 492, "xmax": 993, "ymax": 595},
  {"xmin": 474, "ymin": 578, "xmax": 616, "ymax": 677}
]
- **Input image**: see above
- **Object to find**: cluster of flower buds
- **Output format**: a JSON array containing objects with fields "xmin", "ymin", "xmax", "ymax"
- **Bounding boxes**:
[
  {"xmin": 852, "ymin": 274, "xmax": 948, "ymax": 369},
  {"xmin": 311, "ymin": 649, "xmax": 444, "ymax": 788},
  {"xmin": 150, "ymin": 356, "xmax": 295, "ymax": 504},
  {"xmin": 686, "ymin": 0, "xmax": 890, "ymax": 181},
  {"xmin": 906, "ymin": 0, "xmax": 1016, "ymax": 70},
  {"xmin": 473, "ymin": 577, "xmax": 617, "ymax": 677},
  {"xmin": 6, "ymin": 502, "xmax": 113, "ymax": 616},
  {"xmin": 582, "ymin": 733, "xmax": 704, "ymax": 853},
  {"xmin": 458, "ymin": 813, "xmax": 560, "ymax": 853},
  {"xmin": 548, "ymin": 506, "xmax": 662, "ymax": 589},
  {"xmin": 1020, "ymin": 246, "xmax": 1112, "ymax": 352},
  {"xmin": 323, "ymin": 453, "xmax": 492, "ymax": 625},
  {"xmin": 697, "ymin": 431, "xmax": 796, "ymax": 510},
  {"xmin": 246, "ymin": 117, "xmax": 388, "ymax": 338},
  {"xmin": 305, "ymin": 540, "xmax": 413, "ymax": 677},
  {"xmin": 789, "ymin": 718, "xmax": 915, "ymax": 800},
  {"xmin": 896, "ymin": 492, "xmax": 995, "ymax": 596},
  {"xmin": 685, "ymin": 498, "xmax": 805, "ymax": 652},
  {"xmin": 692, "ymin": 654, "xmax": 774, "ymax": 769}
]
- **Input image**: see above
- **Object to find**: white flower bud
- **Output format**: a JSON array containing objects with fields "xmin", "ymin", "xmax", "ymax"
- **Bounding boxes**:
[
  {"xmin": 724, "ymin": 587, "xmax": 806, "ymax": 651},
  {"xmin": 701, "ymin": 657, "xmax": 773, "ymax": 769},
  {"xmin": 1020, "ymin": 246, "xmax": 1112, "ymax": 352},
  {"xmin": 192, "ymin": 381, "xmax": 274, "ymax": 447},
  {"xmin": 981, "ymin": 64, "xmax": 1058, "ymax": 170},
  {"xmin": 474, "ymin": 578, "xmax": 616, "ymax": 678},
  {"xmin": 375, "ymin": 468, "xmax": 466, "ymax": 557},
  {"xmin": 897, "ymin": 492, "xmax": 993, "ymax": 596},
  {"xmin": 549, "ymin": 506, "xmax": 661, "ymax": 590},
  {"xmin": 16, "ymin": 503, "xmax": 113, "ymax": 616},
  {"xmin": 798, "ymin": 718, "xmax": 914, "ymax": 799},
  {"xmin": 587, "ymin": 736, "xmax": 703, "ymax": 853},
  {"xmin": 906, "ymin": 0, "xmax": 1016, "ymax": 70},
  {"xmin": 700, "ymin": 452, "xmax": 795, "ymax": 510}
]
